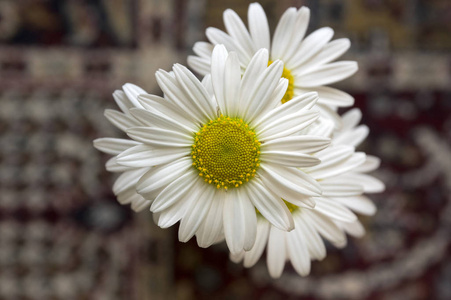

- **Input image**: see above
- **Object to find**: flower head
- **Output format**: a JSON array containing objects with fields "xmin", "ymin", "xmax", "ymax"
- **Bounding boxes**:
[{"xmin": 94, "ymin": 45, "xmax": 333, "ymax": 254}]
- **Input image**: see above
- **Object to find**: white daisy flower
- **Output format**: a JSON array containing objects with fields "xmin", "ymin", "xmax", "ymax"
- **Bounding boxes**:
[
  {"xmin": 230, "ymin": 108, "xmax": 385, "ymax": 278},
  {"xmin": 93, "ymin": 84, "xmax": 154, "ymax": 212},
  {"xmin": 94, "ymin": 45, "xmax": 333, "ymax": 254},
  {"xmin": 188, "ymin": 3, "xmax": 357, "ymax": 125}
]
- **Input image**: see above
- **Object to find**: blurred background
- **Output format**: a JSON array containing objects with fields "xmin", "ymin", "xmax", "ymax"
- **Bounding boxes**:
[{"xmin": 0, "ymin": 0, "xmax": 450, "ymax": 299}]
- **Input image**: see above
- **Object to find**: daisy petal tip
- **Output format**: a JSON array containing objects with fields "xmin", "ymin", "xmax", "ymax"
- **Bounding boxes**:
[
  {"xmin": 286, "ymin": 220, "xmax": 295, "ymax": 232},
  {"xmin": 92, "ymin": 138, "xmax": 101, "ymax": 147},
  {"xmin": 299, "ymin": 6, "xmax": 310, "ymax": 13},
  {"xmin": 255, "ymin": 47, "xmax": 269, "ymax": 56},
  {"xmin": 178, "ymin": 233, "xmax": 191, "ymax": 244},
  {"xmin": 122, "ymin": 82, "xmax": 132, "ymax": 89},
  {"xmin": 249, "ymin": 2, "xmax": 263, "ymax": 9},
  {"xmin": 342, "ymin": 38, "xmax": 351, "ymax": 48},
  {"xmin": 187, "ymin": 55, "xmax": 197, "ymax": 64}
]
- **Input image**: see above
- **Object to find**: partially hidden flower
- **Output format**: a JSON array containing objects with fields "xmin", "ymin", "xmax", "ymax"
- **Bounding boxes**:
[
  {"xmin": 188, "ymin": 3, "xmax": 358, "ymax": 126},
  {"xmin": 94, "ymin": 45, "xmax": 335, "ymax": 254}
]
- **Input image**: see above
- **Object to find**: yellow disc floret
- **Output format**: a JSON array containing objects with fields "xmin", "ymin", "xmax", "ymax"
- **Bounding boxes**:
[
  {"xmin": 268, "ymin": 60, "xmax": 294, "ymax": 104},
  {"xmin": 192, "ymin": 115, "xmax": 260, "ymax": 190}
]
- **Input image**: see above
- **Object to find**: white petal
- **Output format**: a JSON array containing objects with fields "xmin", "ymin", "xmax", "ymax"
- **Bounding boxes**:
[
  {"xmin": 267, "ymin": 226, "xmax": 287, "ymax": 279},
  {"xmin": 223, "ymin": 51, "xmax": 241, "ymax": 116},
  {"xmin": 303, "ymin": 210, "xmax": 346, "ymax": 248},
  {"xmin": 230, "ymin": 251, "xmax": 245, "ymax": 264},
  {"xmin": 112, "ymin": 168, "xmax": 149, "ymax": 195},
  {"xmin": 297, "ymin": 61, "xmax": 358, "ymax": 88},
  {"xmin": 187, "ymin": 55, "xmax": 211, "ymax": 76},
  {"xmin": 320, "ymin": 177, "xmax": 364, "ymax": 197},
  {"xmin": 304, "ymin": 117, "xmax": 335, "ymax": 138},
  {"xmin": 280, "ymin": 7, "xmax": 310, "ymax": 62},
  {"xmin": 257, "ymin": 110, "xmax": 319, "ymax": 141},
  {"xmin": 286, "ymin": 221, "xmax": 311, "ymax": 276},
  {"xmin": 192, "ymin": 41, "xmax": 214, "ymax": 58},
  {"xmin": 223, "ymin": 189, "xmax": 257, "ymax": 253},
  {"xmin": 312, "ymin": 145, "xmax": 353, "ymax": 161},
  {"xmin": 353, "ymin": 155, "xmax": 381, "ymax": 173},
  {"xmin": 336, "ymin": 220, "xmax": 365, "ymax": 238},
  {"xmin": 341, "ymin": 108, "xmax": 362, "ymax": 131},
  {"xmin": 126, "ymin": 127, "xmax": 192, "ymax": 147},
  {"xmin": 130, "ymin": 197, "xmax": 152, "ymax": 212},
  {"xmin": 157, "ymin": 192, "xmax": 192, "ymax": 228},
  {"xmin": 196, "ymin": 190, "xmax": 225, "ymax": 248},
  {"xmin": 264, "ymin": 78, "xmax": 289, "ymax": 114},
  {"xmin": 261, "ymin": 151, "xmax": 320, "ymax": 167},
  {"xmin": 122, "ymin": 83, "xmax": 145, "ymax": 109},
  {"xmin": 334, "ymin": 125, "xmax": 369, "ymax": 147},
  {"xmin": 253, "ymin": 91, "xmax": 318, "ymax": 128},
  {"xmin": 300, "ymin": 86, "xmax": 354, "ymax": 107},
  {"xmin": 137, "ymin": 94, "xmax": 197, "ymax": 131},
  {"xmin": 104, "ymin": 109, "xmax": 140, "ymax": 132},
  {"xmin": 313, "ymin": 197, "xmax": 357, "ymax": 222},
  {"xmin": 150, "ymin": 170, "xmax": 197, "ymax": 213},
  {"xmin": 334, "ymin": 195, "xmax": 377, "ymax": 216},
  {"xmin": 178, "ymin": 181, "xmax": 215, "ymax": 242},
  {"xmin": 340, "ymin": 173, "xmax": 385, "ymax": 193},
  {"xmin": 129, "ymin": 108, "xmax": 194, "ymax": 135},
  {"xmin": 113, "ymin": 90, "xmax": 133, "ymax": 113},
  {"xmin": 296, "ymin": 212, "xmax": 326, "ymax": 260},
  {"xmin": 136, "ymin": 157, "xmax": 192, "ymax": 195},
  {"xmin": 223, "ymin": 9, "xmax": 254, "ymax": 60},
  {"xmin": 317, "ymin": 104, "xmax": 342, "ymax": 128},
  {"xmin": 259, "ymin": 164, "xmax": 322, "ymax": 201},
  {"xmin": 201, "ymin": 74, "xmax": 214, "ymax": 96},
  {"xmin": 210, "ymin": 44, "xmax": 229, "ymax": 113},
  {"xmin": 117, "ymin": 187, "xmax": 141, "ymax": 205},
  {"xmin": 262, "ymin": 135, "xmax": 330, "ymax": 154},
  {"xmin": 295, "ymin": 38, "xmax": 351, "ymax": 75},
  {"xmin": 243, "ymin": 218, "xmax": 270, "ymax": 267},
  {"xmin": 271, "ymin": 7, "xmax": 297, "ymax": 61},
  {"xmin": 248, "ymin": 3, "xmax": 270, "ymax": 51},
  {"xmin": 316, "ymin": 151, "xmax": 367, "ymax": 179},
  {"xmin": 243, "ymin": 60, "xmax": 284, "ymax": 123},
  {"xmin": 206, "ymin": 28, "xmax": 249, "ymax": 64},
  {"xmin": 245, "ymin": 179, "xmax": 294, "ymax": 231},
  {"xmin": 307, "ymin": 146, "xmax": 366, "ymax": 179},
  {"xmin": 155, "ymin": 70, "xmax": 204, "ymax": 123},
  {"xmin": 93, "ymin": 138, "xmax": 139, "ymax": 155},
  {"xmin": 287, "ymin": 27, "xmax": 334, "ymax": 70},
  {"xmin": 172, "ymin": 64, "xmax": 217, "ymax": 120},
  {"xmin": 239, "ymin": 48, "xmax": 269, "ymax": 116},
  {"xmin": 338, "ymin": 219, "xmax": 365, "ymax": 238},
  {"xmin": 117, "ymin": 144, "xmax": 188, "ymax": 167},
  {"xmin": 106, "ymin": 157, "xmax": 136, "ymax": 173}
]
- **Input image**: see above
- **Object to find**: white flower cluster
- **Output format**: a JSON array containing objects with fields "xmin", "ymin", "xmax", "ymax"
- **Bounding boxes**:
[{"xmin": 94, "ymin": 3, "xmax": 384, "ymax": 278}]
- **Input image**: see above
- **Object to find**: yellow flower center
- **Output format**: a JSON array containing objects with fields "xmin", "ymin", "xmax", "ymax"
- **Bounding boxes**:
[
  {"xmin": 269, "ymin": 60, "xmax": 294, "ymax": 104},
  {"xmin": 191, "ymin": 115, "xmax": 261, "ymax": 190}
]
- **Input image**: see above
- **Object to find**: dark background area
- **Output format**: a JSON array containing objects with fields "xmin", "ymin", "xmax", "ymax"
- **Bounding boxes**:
[{"xmin": 0, "ymin": 0, "xmax": 450, "ymax": 299}]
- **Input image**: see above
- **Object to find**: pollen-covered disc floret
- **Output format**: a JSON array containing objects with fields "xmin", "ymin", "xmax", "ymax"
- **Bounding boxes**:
[{"xmin": 192, "ymin": 115, "xmax": 261, "ymax": 190}]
